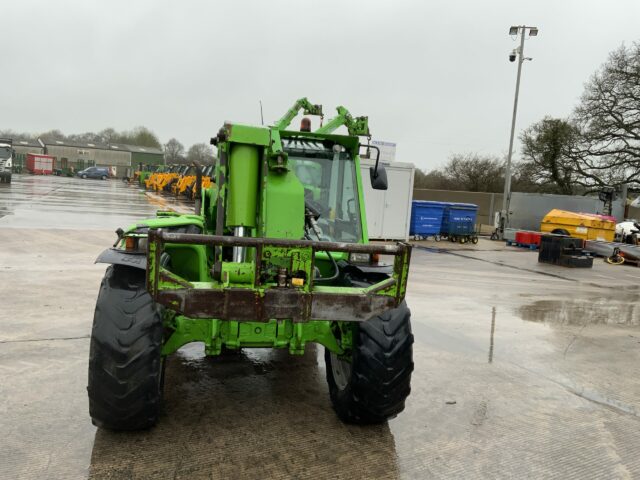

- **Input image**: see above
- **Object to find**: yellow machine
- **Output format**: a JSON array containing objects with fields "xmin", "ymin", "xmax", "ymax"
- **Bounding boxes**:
[
  {"xmin": 540, "ymin": 209, "xmax": 615, "ymax": 242},
  {"xmin": 145, "ymin": 165, "xmax": 170, "ymax": 190},
  {"xmin": 174, "ymin": 164, "xmax": 215, "ymax": 199},
  {"xmin": 173, "ymin": 166, "xmax": 197, "ymax": 196},
  {"xmin": 191, "ymin": 165, "xmax": 214, "ymax": 199},
  {"xmin": 146, "ymin": 165, "xmax": 179, "ymax": 191},
  {"xmin": 159, "ymin": 165, "xmax": 189, "ymax": 193}
]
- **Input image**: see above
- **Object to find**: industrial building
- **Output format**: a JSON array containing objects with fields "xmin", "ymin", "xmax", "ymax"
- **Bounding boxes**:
[
  {"xmin": 12, "ymin": 139, "xmax": 44, "ymax": 171},
  {"xmin": 37, "ymin": 138, "xmax": 164, "ymax": 177}
]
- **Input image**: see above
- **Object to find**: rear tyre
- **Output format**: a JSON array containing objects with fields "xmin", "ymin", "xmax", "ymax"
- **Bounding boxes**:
[
  {"xmin": 325, "ymin": 301, "xmax": 414, "ymax": 424},
  {"xmin": 101, "ymin": 175, "xmax": 107, "ymax": 180},
  {"xmin": 87, "ymin": 265, "xmax": 164, "ymax": 431}
]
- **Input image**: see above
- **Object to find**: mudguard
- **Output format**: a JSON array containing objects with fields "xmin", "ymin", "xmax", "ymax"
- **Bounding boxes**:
[{"xmin": 95, "ymin": 248, "xmax": 146, "ymax": 270}]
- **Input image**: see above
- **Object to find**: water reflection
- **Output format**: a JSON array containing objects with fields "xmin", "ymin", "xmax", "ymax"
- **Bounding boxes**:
[
  {"xmin": 519, "ymin": 298, "xmax": 640, "ymax": 326},
  {"xmin": 89, "ymin": 344, "xmax": 400, "ymax": 479},
  {"xmin": 488, "ymin": 307, "xmax": 496, "ymax": 363}
]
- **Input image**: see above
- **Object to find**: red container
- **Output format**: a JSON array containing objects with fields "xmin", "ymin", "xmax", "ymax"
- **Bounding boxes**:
[
  {"xmin": 27, "ymin": 154, "xmax": 54, "ymax": 175},
  {"xmin": 529, "ymin": 232, "xmax": 542, "ymax": 246},
  {"xmin": 515, "ymin": 231, "xmax": 531, "ymax": 245}
]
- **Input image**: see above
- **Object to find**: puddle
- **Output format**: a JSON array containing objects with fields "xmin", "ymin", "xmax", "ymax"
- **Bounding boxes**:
[{"xmin": 519, "ymin": 298, "xmax": 640, "ymax": 326}]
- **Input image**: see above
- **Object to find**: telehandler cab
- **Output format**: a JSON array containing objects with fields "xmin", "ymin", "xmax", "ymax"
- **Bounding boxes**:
[{"xmin": 88, "ymin": 98, "xmax": 413, "ymax": 430}]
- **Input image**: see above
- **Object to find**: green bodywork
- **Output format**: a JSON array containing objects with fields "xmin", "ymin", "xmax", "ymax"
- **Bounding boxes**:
[{"xmin": 114, "ymin": 99, "xmax": 411, "ymax": 358}]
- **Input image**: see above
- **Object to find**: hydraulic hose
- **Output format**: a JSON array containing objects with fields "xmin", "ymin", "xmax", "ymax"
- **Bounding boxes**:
[{"xmin": 305, "ymin": 210, "xmax": 339, "ymax": 283}]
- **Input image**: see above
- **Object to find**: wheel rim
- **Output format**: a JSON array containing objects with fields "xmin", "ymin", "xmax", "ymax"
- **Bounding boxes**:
[{"xmin": 330, "ymin": 352, "xmax": 352, "ymax": 390}]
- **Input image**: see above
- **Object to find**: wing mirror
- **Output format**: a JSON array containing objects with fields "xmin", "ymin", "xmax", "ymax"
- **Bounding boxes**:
[
  {"xmin": 363, "ymin": 144, "xmax": 388, "ymax": 190},
  {"xmin": 370, "ymin": 164, "xmax": 388, "ymax": 190}
]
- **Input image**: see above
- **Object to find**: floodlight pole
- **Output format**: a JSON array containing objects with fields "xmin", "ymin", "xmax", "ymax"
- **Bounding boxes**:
[{"xmin": 498, "ymin": 25, "xmax": 535, "ymax": 240}]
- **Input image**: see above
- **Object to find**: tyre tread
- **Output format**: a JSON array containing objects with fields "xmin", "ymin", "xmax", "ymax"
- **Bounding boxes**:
[
  {"xmin": 326, "ymin": 301, "xmax": 414, "ymax": 424},
  {"xmin": 87, "ymin": 265, "xmax": 163, "ymax": 431}
]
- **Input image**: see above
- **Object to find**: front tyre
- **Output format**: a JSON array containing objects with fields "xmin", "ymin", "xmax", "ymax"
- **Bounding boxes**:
[
  {"xmin": 325, "ymin": 301, "xmax": 414, "ymax": 424},
  {"xmin": 87, "ymin": 265, "xmax": 164, "ymax": 430}
]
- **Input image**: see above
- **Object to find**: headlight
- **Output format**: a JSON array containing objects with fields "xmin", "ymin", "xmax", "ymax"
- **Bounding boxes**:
[
  {"xmin": 349, "ymin": 252, "xmax": 372, "ymax": 264},
  {"xmin": 124, "ymin": 235, "xmax": 148, "ymax": 252}
]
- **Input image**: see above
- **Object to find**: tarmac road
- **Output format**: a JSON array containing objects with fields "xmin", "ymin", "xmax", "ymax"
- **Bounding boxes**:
[{"xmin": 1, "ymin": 174, "xmax": 639, "ymax": 479}]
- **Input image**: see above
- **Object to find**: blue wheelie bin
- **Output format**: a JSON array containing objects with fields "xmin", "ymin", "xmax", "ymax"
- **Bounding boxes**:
[
  {"xmin": 410, "ymin": 201, "xmax": 448, "ymax": 241},
  {"xmin": 441, "ymin": 203, "xmax": 479, "ymax": 244}
]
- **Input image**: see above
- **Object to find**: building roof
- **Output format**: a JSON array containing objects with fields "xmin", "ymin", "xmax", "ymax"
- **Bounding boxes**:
[
  {"xmin": 9, "ymin": 138, "xmax": 42, "ymax": 148},
  {"xmin": 109, "ymin": 143, "xmax": 164, "ymax": 155},
  {"xmin": 38, "ymin": 137, "xmax": 163, "ymax": 155}
]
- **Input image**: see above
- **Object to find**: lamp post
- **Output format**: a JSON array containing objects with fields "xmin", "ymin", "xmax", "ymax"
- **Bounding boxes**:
[{"xmin": 498, "ymin": 25, "xmax": 538, "ymax": 240}]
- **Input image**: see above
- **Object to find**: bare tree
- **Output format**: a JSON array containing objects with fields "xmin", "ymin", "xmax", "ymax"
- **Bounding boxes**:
[
  {"xmin": 98, "ymin": 128, "xmax": 118, "ymax": 145},
  {"xmin": 186, "ymin": 143, "xmax": 214, "ymax": 165},
  {"xmin": 127, "ymin": 126, "xmax": 162, "ymax": 149},
  {"xmin": 67, "ymin": 131, "xmax": 102, "ymax": 143},
  {"xmin": 416, "ymin": 153, "xmax": 507, "ymax": 192},
  {"xmin": 571, "ymin": 42, "xmax": 640, "ymax": 190},
  {"xmin": 445, "ymin": 153, "xmax": 505, "ymax": 192},
  {"xmin": 38, "ymin": 129, "xmax": 67, "ymax": 141},
  {"xmin": 164, "ymin": 138, "xmax": 185, "ymax": 164},
  {"xmin": 414, "ymin": 168, "xmax": 452, "ymax": 190},
  {"xmin": 520, "ymin": 117, "xmax": 578, "ymax": 195}
]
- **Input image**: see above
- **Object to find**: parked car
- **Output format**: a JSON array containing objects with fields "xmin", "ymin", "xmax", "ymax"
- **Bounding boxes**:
[{"xmin": 77, "ymin": 167, "xmax": 110, "ymax": 180}]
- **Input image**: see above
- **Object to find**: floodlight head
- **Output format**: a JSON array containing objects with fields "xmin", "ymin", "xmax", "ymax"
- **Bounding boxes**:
[
  {"xmin": 509, "ymin": 26, "xmax": 519, "ymax": 36},
  {"xmin": 529, "ymin": 27, "xmax": 539, "ymax": 36}
]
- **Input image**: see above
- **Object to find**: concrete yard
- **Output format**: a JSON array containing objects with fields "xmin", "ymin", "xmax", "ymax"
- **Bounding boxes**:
[{"xmin": 1, "ymin": 174, "xmax": 639, "ymax": 479}]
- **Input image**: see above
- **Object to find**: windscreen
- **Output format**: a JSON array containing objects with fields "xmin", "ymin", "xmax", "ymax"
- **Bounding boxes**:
[
  {"xmin": 0, "ymin": 147, "xmax": 11, "ymax": 159},
  {"xmin": 285, "ymin": 139, "xmax": 362, "ymax": 243}
]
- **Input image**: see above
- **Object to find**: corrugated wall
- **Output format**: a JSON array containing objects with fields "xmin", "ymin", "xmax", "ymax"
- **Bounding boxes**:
[
  {"xmin": 412, "ymin": 189, "xmax": 626, "ymax": 232},
  {"xmin": 509, "ymin": 192, "xmax": 625, "ymax": 231},
  {"xmin": 413, "ymin": 189, "xmax": 501, "ymax": 228},
  {"xmin": 44, "ymin": 145, "xmax": 131, "ymax": 168}
]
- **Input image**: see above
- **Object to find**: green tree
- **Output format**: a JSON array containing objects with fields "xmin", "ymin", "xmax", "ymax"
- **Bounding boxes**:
[{"xmin": 519, "ymin": 117, "xmax": 578, "ymax": 195}]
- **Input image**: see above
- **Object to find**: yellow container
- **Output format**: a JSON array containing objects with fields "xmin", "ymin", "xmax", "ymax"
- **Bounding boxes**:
[{"xmin": 540, "ymin": 209, "xmax": 615, "ymax": 242}]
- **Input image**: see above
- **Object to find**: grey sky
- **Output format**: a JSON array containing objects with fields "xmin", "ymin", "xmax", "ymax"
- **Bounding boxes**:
[{"xmin": 4, "ymin": 0, "xmax": 639, "ymax": 170}]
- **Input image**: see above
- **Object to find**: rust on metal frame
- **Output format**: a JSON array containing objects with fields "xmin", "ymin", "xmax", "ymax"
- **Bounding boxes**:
[
  {"xmin": 152, "ymin": 229, "xmax": 410, "ymax": 256},
  {"xmin": 146, "ymin": 229, "xmax": 411, "ymax": 322},
  {"xmin": 154, "ymin": 288, "xmax": 396, "ymax": 322}
]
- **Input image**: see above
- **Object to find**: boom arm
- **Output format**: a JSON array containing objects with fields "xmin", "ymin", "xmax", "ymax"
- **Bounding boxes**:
[
  {"xmin": 274, "ymin": 97, "xmax": 323, "ymax": 130},
  {"xmin": 315, "ymin": 106, "xmax": 370, "ymax": 137}
]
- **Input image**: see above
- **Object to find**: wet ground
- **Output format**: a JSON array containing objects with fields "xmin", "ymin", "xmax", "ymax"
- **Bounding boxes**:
[{"xmin": 1, "ymin": 174, "xmax": 639, "ymax": 479}]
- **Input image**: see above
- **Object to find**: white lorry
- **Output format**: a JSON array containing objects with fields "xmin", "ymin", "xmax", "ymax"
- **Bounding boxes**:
[{"xmin": 0, "ymin": 138, "xmax": 14, "ymax": 183}]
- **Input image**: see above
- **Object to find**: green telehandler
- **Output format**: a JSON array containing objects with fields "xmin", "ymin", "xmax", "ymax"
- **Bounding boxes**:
[{"xmin": 88, "ymin": 98, "xmax": 414, "ymax": 430}]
